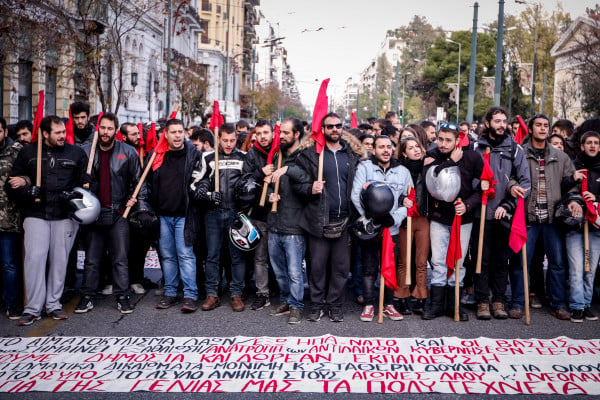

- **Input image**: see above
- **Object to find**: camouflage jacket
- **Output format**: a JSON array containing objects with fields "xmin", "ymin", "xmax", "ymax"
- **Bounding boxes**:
[{"xmin": 0, "ymin": 137, "xmax": 23, "ymax": 232}]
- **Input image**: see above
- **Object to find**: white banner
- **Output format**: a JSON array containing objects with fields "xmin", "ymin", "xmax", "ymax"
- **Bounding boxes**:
[{"xmin": 0, "ymin": 335, "xmax": 599, "ymax": 394}]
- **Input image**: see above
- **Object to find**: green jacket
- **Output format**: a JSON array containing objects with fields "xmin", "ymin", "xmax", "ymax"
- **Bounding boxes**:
[{"xmin": 0, "ymin": 137, "xmax": 23, "ymax": 232}]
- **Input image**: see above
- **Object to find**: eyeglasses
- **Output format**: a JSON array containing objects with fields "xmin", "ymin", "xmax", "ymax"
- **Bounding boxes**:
[
  {"xmin": 324, "ymin": 123, "xmax": 343, "ymax": 130},
  {"xmin": 439, "ymin": 123, "xmax": 458, "ymax": 132}
]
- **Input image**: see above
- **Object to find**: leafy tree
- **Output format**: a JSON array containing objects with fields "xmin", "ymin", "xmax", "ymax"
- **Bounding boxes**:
[{"xmin": 572, "ymin": 5, "xmax": 600, "ymax": 117}]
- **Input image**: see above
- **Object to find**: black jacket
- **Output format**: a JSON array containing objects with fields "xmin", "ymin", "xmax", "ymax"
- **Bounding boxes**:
[
  {"xmin": 424, "ymin": 146, "xmax": 484, "ymax": 226},
  {"xmin": 242, "ymin": 143, "xmax": 271, "ymax": 222},
  {"xmin": 74, "ymin": 124, "xmax": 94, "ymax": 146},
  {"xmin": 399, "ymin": 158, "xmax": 429, "ymax": 223},
  {"xmin": 196, "ymin": 148, "xmax": 246, "ymax": 211},
  {"xmin": 7, "ymin": 142, "xmax": 88, "ymax": 220},
  {"xmin": 267, "ymin": 147, "xmax": 304, "ymax": 235},
  {"xmin": 146, "ymin": 141, "xmax": 202, "ymax": 246}
]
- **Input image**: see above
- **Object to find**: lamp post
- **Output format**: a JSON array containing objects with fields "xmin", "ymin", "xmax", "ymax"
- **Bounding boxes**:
[
  {"xmin": 516, "ymin": 0, "xmax": 540, "ymax": 115},
  {"xmin": 493, "ymin": 0, "xmax": 505, "ymax": 106},
  {"xmin": 446, "ymin": 39, "xmax": 461, "ymax": 123},
  {"xmin": 401, "ymin": 72, "xmax": 411, "ymax": 121}
]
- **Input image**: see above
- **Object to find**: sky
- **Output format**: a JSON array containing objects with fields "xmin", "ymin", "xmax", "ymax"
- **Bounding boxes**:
[{"xmin": 259, "ymin": 0, "xmax": 594, "ymax": 109}]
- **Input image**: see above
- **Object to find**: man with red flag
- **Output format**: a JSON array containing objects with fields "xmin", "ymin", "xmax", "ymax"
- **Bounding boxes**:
[
  {"xmin": 472, "ymin": 106, "xmax": 531, "ymax": 320},
  {"xmin": 510, "ymin": 113, "xmax": 580, "ymax": 321},
  {"xmin": 241, "ymin": 120, "xmax": 276, "ymax": 311},
  {"xmin": 351, "ymin": 135, "xmax": 412, "ymax": 322},
  {"xmin": 422, "ymin": 123, "xmax": 483, "ymax": 322},
  {"xmin": 291, "ymin": 112, "xmax": 363, "ymax": 323}
]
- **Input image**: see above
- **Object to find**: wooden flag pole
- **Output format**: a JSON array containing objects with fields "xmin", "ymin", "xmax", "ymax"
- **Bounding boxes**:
[
  {"xmin": 139, "ymin": 148, "xmax": 145, "ymax": 167},
  {"xmin": 522, "ymin": 243, "xmax": 531, "ymax": 325},
  {"xmin": 123, "ymin": 151, "xmax": 157, "ymax": 219},
  {"xmin": 584, "ymin": 220, "xmax": 591, "ymax": 272},
  {"xmin": 476, "ymin": 148, "xmax": 491, "ymax": 274},
  {"xmin": 454, "ymin": 197, "xmax": 462, "ymax": 322},
  {"xmin": 377, "ymin": 274, "xmax": 385, "ymax": 324},
  {"xmin": 405, "ymin": 185, "xmax": 414, "ymax": 286},
  {"xmin": 214, "ymin": 127, "xmax": 220, "ymax": 193},
  {"xmin": 34, "ymin": 128, "xmax": 42, "ymax": 203},
  {"xmin": 271, "ymin": 153, "xmax": 283, "ymax": 213},
  {"xmin": 317, "ymin": 150, "xmax": 324, "ymax": 182}
]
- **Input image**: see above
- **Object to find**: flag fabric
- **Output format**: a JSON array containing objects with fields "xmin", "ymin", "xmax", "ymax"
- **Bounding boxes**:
[
  {"xmin": 445, "ymin": 214, "xmax": 462, "ymax": 279},
  {"xmin": 458, "ymin": 131, "xmax": 470, "ymax": 148},
  {"xmin": 209, "ymin": 101, "xmax": 224, "ymax": 132},
  {"xmin": 266, "ymin": 124, "xmax": 280, "ymax": 165},
  {"xmin": 31, "ymin": 90, "xmax": 45, "ymax": 143},
  {"xmin": 581, "ymin": 169, "xmax": 598, "ymax": 221},
  {"xmin": 350, "ymin": 112, "xmax": 358, "ymax": 128},
  {"xmin": 407, "ymin": 186, "xmax": 420, "ymax": 217},
  {"xmin": 145, "ymin": 122, "xmax": 157, "ymax": 152},
  {"xmin": 169, "ymin": 109, "xmax": 178, "ymax": 120},
  {"xmin": 137, "ymin": 123, "xmax": 145, "ymax": 147},
  {"xmin": 151, "ymin": 111, "xmax": 178, "ymax": 171},
  {"xmin": 65, "ymin": 108, "xmax": 74, "ymax": 145},
  {"xmin": 115, "ymin": 130, "xmax": 123, "ymax": 142},
  {"xmin": 480, "ymin": 151, "xmax": 497, "ymax": 205},
  {"xmin": 509, "ymin": 196, "xmax": 528, "ymax": 253},
  {"xmin": 381, "ymin": 227, "xmax": 397, "ymax": 290},
  {"xmin": 514, "ymin": 115, "xmax": 528, "ymax": 145},
  {"xmin": 310, "ymin": 79, "xmax": 330, "ymax": 154}
]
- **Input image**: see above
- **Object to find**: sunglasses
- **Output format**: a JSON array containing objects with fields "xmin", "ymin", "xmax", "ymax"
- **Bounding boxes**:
[
  {"xmin": 439, "ymin": 123, "xmax": 458, "ymax": 132},
  {"xmin": 324, "ymin": 123, "xmax": 343, "ymax": 130}
]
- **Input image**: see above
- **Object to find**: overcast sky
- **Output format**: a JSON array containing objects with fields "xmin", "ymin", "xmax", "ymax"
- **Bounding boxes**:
[{"xmin": 259, "ymin": 0, "xmax": 593, "ymax": 109}]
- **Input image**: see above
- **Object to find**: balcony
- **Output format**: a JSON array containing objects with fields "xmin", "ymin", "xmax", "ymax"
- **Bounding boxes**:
[
  {"xmin": 76, "ymin": 0, "xmax": 108, "ymax": 34},
  {"xmin": 185, "ymin": 5, "xmax": 204, "ymax": 33}
]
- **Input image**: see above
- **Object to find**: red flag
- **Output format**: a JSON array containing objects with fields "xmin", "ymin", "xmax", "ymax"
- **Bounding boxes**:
[
  {"xmin": 145, "ymin": 122, "xmax": 157, "ymax": 152},
  {"xmin": 209, "ymin": 101, "xmax": 224, "ymax": 132},
  {"xmin": 65, "ymin": 108, "xmax": 74, "ymax": 145},
  {"xmin": 152, "ymin": 111, "xmax": 179, "ymax": 171},
  {"xmin": 458, "ymin": 131, "xmax": 470, "ymax": 148},
  {"xmin": 350, "ymin": 112, "xmax": 358, "ymax": 128},
  {"xmin": 137, "ymin": 123, "xmax": 145, "ymax": 147},
  {"xmin": 169, "ymin": 109, "xmax": 178, "ymax": 120},
  {"xmin": 381, "ymin": 227, "xmax": 397, "ymax": 290},
  {"xmin": 266, "ymin": 124, "xmax": 280, "ymax": 165},
  {"xmin": 480, "ymin": 151, "xmax": 497, "ymax": 205},
  {"xmin": 514, "ymin": 115, "xmax": 528, "ymax": 145},
  {"xmin": 311, "ymin": 79, "xmax": 330, "ymax": 154},
  {"xmin": 31, "ymin": 90, "xmax": 45, "ymax": 143},
  {"xmin": 581, "ymin": 169, "xmax": 598, "ymax": 221},
  {"xmin": 509, "ymin": 196, "xmax": 528, "ymax": 253},
  {"xmin": 446, "ymin": 214, "xmax": 462, "ymax": 278},
  {"xmin": 407, "ymin": 186, "xmax": 420, "ymax": 217},
  {"xmin": 115, "ymin": 130, "xmax": 123, "ymax": 141}
]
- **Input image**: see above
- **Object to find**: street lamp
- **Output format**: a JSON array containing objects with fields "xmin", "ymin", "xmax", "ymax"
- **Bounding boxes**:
[
  {"xmin": 131, "ymin": 72, "xmax": 138, "ymax": 89},
  {"xmin": 401, "ymin": 72, "xmax": 411, "ymax": 121},
  {"xmin": 446, "ymin": 38, "xmax": 461, "ymax": 123},
  {"xmin": 515, "ymin": 0, "xmax": 540, "ymax": 115}
]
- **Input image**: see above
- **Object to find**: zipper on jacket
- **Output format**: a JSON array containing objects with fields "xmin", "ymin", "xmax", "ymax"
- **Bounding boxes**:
[{"xmin": 334, "ymin": 151, "xmax": 342, "ymax": 217}]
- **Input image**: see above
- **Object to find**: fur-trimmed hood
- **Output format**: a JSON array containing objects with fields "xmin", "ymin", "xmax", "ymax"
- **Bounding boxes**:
[{"xmin": 299, "ymin": 130, "xmax": 368, "ymax": 160}]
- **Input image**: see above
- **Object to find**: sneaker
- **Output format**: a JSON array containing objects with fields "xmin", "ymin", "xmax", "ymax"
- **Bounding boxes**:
[
  {"xmin": 74, "ymin": 296, "xmax": 94, "ymax": 313},
  {"xmin": 49, "ymin": 309, "xmax": 67, "ymax": 320},
  {"xmin": 461, "ymin": 291, "xmax": 476, "ymax": 305},
  {"xmin": 6, "ymin": 305, "xmax": 22, "ymax": 320},
  {"xmin": 383, "ymin": 304, "xmax": 403, "ymax": 321},
  {"xmin": 530, "ymin": 295, "xmax": 543, "ymax": 309},
  {"xmin": 584, "ymin": 308, "xmax": 598, "ymax": 321},
  {"xmin": 156, "ymin": 295, "xmax": 178, "ymax": 309},
  {"xmin": 18, "ymin": 314, "xmax": 41, "ymax": 326},
  {"xmin": 231, "ymin": 296, "xmax": 245, "ymax": 312},
  {"xmin": 552, "ymin": 308, "xmax": 570, "ymax": 321},
  {"xmin": 360, "ymin": 305, "xmax": 375, "ymax": 322},
  {"xmin": 571, "ymin": 309, "xmax": 584, "ymax": 323},
  {"xmin": 251, "ymin": 295, "xmax": 270, "ymax": 311},
  {"xmin": 491, "ymin": 302, "xmax": 508, "ymax": 319},
  {"xmin": 181, "ymin": 298, "xmax": 198, "ymax": 313},
  {"xmin": 271, "ymin": 303, "xmax": 290, "ymax": 316},
  {"xmin": 328, "ymin": 308, "xmax": 344, "ymax": 323},
  {"xmin": 477, "ymin": 303, "xmax": 492, "ymax": 320},
  {"xmin": 117, "ymin": 296, "xmax": 134, "ymax": 314},
  {"xmin": 100, "ymin": 285, "xmax": 113, "ymax": 295},
  {"xmin": 201, "ymin": 296, "xmax": 220, "ymax": 311},
  {"xmin": 288, "ymin": 308, "xmax": 302, "ymax": 324},
  {"xmin": 306, "ymin": 307, "xmax": 324, "ymax": 322},
  {"xmin": 508, "ymin": 306, "xmax": 524, "ymax": 319},
  {"xmin": 130, "ymin": 283, "xmax": 146, "ymax": 295}
]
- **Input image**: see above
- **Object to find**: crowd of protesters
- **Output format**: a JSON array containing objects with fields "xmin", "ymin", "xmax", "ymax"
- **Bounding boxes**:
[{"xmin": 1, "ymin": 100, "xmax": 599, "ymax": 327}]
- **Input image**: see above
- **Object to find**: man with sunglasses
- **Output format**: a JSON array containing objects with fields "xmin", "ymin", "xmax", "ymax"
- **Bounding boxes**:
[
  {"xmin": 422, "ymin": 123, "xmax": 484, "ymax": 321},
  {"xmin": 291, "ymin": 112, "xmax": 363, "ymax": 323}
]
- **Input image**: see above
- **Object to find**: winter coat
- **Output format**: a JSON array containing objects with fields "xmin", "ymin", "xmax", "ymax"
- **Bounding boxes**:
[
  {"xmin": 0, "ymin": 137, "xmax": 23, "ymax": 232},
  {"xmin": 242, "ymin": 143, "xmax": 271, "ymax": 222},
  {"xmin": 195, "ymin": 148, "xmax": 246, "ymax": 211},
  {"xmin": 267, "ymin": 147, "xmax": 304, "ymax": 235}
]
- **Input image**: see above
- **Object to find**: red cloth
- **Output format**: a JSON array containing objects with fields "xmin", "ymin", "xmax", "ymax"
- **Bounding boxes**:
[
  {"xmin": 458, "ymin": 131, "xmax": 470, "ymax": 148},
  {"xmin": 407, "ymin": 186, "xmax": 420, "ymax": 217},
  {"xmin": 350, "ymin": 112, "xmax": 358, "ymax": 128},
  {"xmin": 31, "ymin": 90, "xmax": 45, "ymax": 143},
  {"xmin": 481, "ymin": 151, "xmax": 497, "ymax": 205},
  {"xmin": 381, "ymin": 227, "xmax": 397, "ymax": 290},
  {"xmin": 514, "ymin": 115, "xmax": 528, "ymax": 145},
  {"xmin": 65, "ymin": 108, "xmax": 74, "ymax": 145},
  {"xmin": 581, "ymin": 169, "xmax": 598, "ymax": 221},
  {"xmin": 446, "ymin": 214, "xmax": 462, "ymax": 279},
  {"xmin": 137, "ymin": 123, "xmax": 145, "ymax": 147},
  {"xmin": 266, "ymin": 124, "xmax": 280, "ymax": 165},
  {"xmin": 509, "ymin": 196, "xmax": 528, "ymax": 253},
  {"xmin": 145, "ymin": 122, "xmax": 157, "ymax": 152},
  {"xmin": 151, "ymin": 112, "xmax": 178, "ymax": 171},
  {"xmin": 311, "ymin": 79, "xmax": 330, "ymax": 154},
  {"xmin": 115, "ymin": 131, "xmax": 123, "ymax": 141},
  {"xmin": 209, "ymin": 101, "xmax": 224, "ymax": 132}
]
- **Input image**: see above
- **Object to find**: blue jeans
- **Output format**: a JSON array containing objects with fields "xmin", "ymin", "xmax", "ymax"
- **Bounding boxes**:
[
  {"xmin": 510, "ymin": 222, "xmax": 567, "ymax": 309},
  {"xmin": 204, "ymin": 209, "xmax": 246, "ymax": 297},
  {"xmin": 0, "ymin": 232, "xmax": 20, "ymax": 307},
  {"xmin": 268, "ymin": 232, "xmax": 305, "ymax": 310},
  {"xmin": 429, "ymin": 221, "xmax": 472, "ymax": 287},
  {"xmin": 158, "ymin": 216, "xmax": 198, "ymax": 300},
  {"xmin": 566, "ymin": 230, "xmax": 600, "ymax": 310}
]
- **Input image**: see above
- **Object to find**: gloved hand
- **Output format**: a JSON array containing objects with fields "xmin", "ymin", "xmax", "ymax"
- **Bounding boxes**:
[
  {"xmin": 208, "ymin": 191, "xmax": 222, "ymax": 205},
  {"xmin": 374, "ymin": 213, "xmax": 395, "ymax": 228},
  {"xmin": 81, "ymin": 173, "xmax": 93, "ymax": 186},
  {"xmin": 61, "ymin": 190, "xmax": 84, "ymax": 202},
  {"xmin": 136, "ymin": 211, "xmax": 156, "ymax": 229},
  {"xmin": 26, "ymin": 186, "xmax": 41, "ymax": 200}
]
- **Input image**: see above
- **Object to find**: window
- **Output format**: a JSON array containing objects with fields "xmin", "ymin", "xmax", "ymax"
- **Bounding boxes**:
[
  {"xmin": 45, "ymin": 68, "xmax": 57, "ymax": 115},
  {"xmin": 201, "ymin": 0, "xmax": 211, "ymax": 12},
  {"xmin": 18, "ymin": 61, "xmax": 32, "ymax": 121},
  {"xmin": 217, "ymin": 5, "xmax": 221, "ymax": 13},
  {"xmin": 200, "ymin": 20, "xmax": 209, "ymax": 44}
]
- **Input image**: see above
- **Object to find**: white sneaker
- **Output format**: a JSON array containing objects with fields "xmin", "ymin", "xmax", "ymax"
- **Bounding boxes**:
[
  {"xmin": 101, "ymin": 285, "xmax": 113, "ymax": 295},
  {"xmin": 130, "ymin": 283, "xmax": 146, "ymax": 295}
]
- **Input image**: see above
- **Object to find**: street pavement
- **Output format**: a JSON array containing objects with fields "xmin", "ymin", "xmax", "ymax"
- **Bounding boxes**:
[{"xmin": 1, "ymin": 272, "xmax": 598, "ymax": 399}]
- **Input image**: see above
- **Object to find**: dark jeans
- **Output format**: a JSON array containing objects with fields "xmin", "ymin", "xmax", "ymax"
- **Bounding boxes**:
[
  {"xmin": 472, "ymin": 220, "xmax": 511, "ymax": 304},
  {"xmin": 81, "ymin": 217, "xmax": 130, "ymax": 297},
  {"xmin": 361, "ymin": 239, "xmax": 393, "ymax": 306},
  {"xmin": 308, "ymin": 229, "xmax": 351, "ymax": 310},
  {"xmin": 128, "ymin": 232, "xmax": 151, "ymax": 285},
  {"xmin": 0, "ymin": 232, "xmax": 21, "ymax": 307}
]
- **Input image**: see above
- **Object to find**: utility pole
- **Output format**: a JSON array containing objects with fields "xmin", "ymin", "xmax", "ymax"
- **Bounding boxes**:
[
  {"xmin": 531, "ymin": 3, "xmax": 540, "ymax": 115},
  {"xmin": 166, "ymin": 0, "xmax": 172, "ymax": 117},
  {"xmin": 394, "ymin": 61, "xmax": 399, "ymax": 115},
  {"xmin": 493, "ymin": 0, "xmax": 505, "ymax": 106},
  {"xmin": 467, "ymin": 2, "xmax": 478, "ymax": 123},
  {"xmin": 223, "ymin": 0, "xmax": 231, "ymax": 114},
  {"xmin": 374, "ymin": 76, "xmax": 378, "ymax": 117}
]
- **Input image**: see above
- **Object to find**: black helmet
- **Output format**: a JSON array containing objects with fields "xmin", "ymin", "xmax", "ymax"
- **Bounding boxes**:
[
  {"xmin": 351, "ymin": 216, "xmax": 382, "ymax": 241},
  {"xmin": 68, "ymin": 187, "xmax": 101, "ymax": 224},
  {"xmin": 360, "ymin": 182, "xmax": 394, "ymax": 217},
  {"xmin": 235, "ymin": 177, "xmax": 261, "ymax": 206},
  {"xmin": 229, "ymin": 213, "xmax": 261, "ymax": 251}
]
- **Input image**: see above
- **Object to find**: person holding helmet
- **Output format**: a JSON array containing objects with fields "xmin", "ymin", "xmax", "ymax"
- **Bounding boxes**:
[
  {"xmin": 7, "ymin": 115, "xmax": 89, "ymax": 326},
  {"xmin": 351, "ymin": 135, "xmax": 412, "ymax": 322},
  {"xmin": 422, "ymin": 123, "xmax": 484, "ymax": 321},
  {"xmin": 74, "ymin": 113, "xmax": 148, "ymax": 315}
]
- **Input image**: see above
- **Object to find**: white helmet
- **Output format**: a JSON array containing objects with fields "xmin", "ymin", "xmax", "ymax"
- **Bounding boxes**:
[
  {"xmin": 426, "ymin": 166, "xmax": 461, "ymax": 202},
  {"xmin": 229, "ymin": 213, "xmax": 261, "ymax": 251},
  {"xmin": 68, "ymin": 187, "xmax": 101, "ymax": 224}
]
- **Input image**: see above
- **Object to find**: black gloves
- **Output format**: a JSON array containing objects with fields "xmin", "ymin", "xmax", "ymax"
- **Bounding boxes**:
[
  {"xmin": 193, "ymin": 183, "xmax": 222, "ymax": 205},
  {"xmin": 208, "ymin": 191, "xmax": 222, "ymax": 204},
  {"xmin": 61, "ymin": 190, "xmax": 84, "ymax": 202},
  {"xmin": 26, "ymin": 186, "xmax": 41, "ymax": 200},
  {"xmin": 81, "ymin": 173, "xmax": 93, "ymax": 186},
  {"xmin": 374, "ymin": 213, "xmax": 395, "ymax": 228},
  {"xmin": 136, "ymin": 211, "xmax": 156, "ymax": 229}
]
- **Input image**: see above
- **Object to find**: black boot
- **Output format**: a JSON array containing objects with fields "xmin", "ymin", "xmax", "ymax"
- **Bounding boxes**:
[
  {"xmin": 395, "ymin": 297, "xmax": 412, "ymax": 315},
  {"xmin": 422, "ymin": 286, "xmax": 446, "ymax": 320},
  {"xmin": 446, "ymin": 285, "xmax": 469, "ymax": 321}
]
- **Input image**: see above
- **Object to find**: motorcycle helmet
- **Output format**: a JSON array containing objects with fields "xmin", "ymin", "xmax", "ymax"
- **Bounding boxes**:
[
  {"xmin": 229, "ymin": 213, "xmax": 261, "ymax": 251},
  {"xmin": 426, "ymin": 166, "xmax": 461, "ymax": 202},
  {"xmin": 351, "ymin": 215, "xmax": 382, "ymax": 241},
  {"xmin": 360, "ymin": 182, "xmax": 395, "ymax": 217},
  {"xmin": 68, "ymin": 187, "xmax": 101, "ymax": 224}
]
